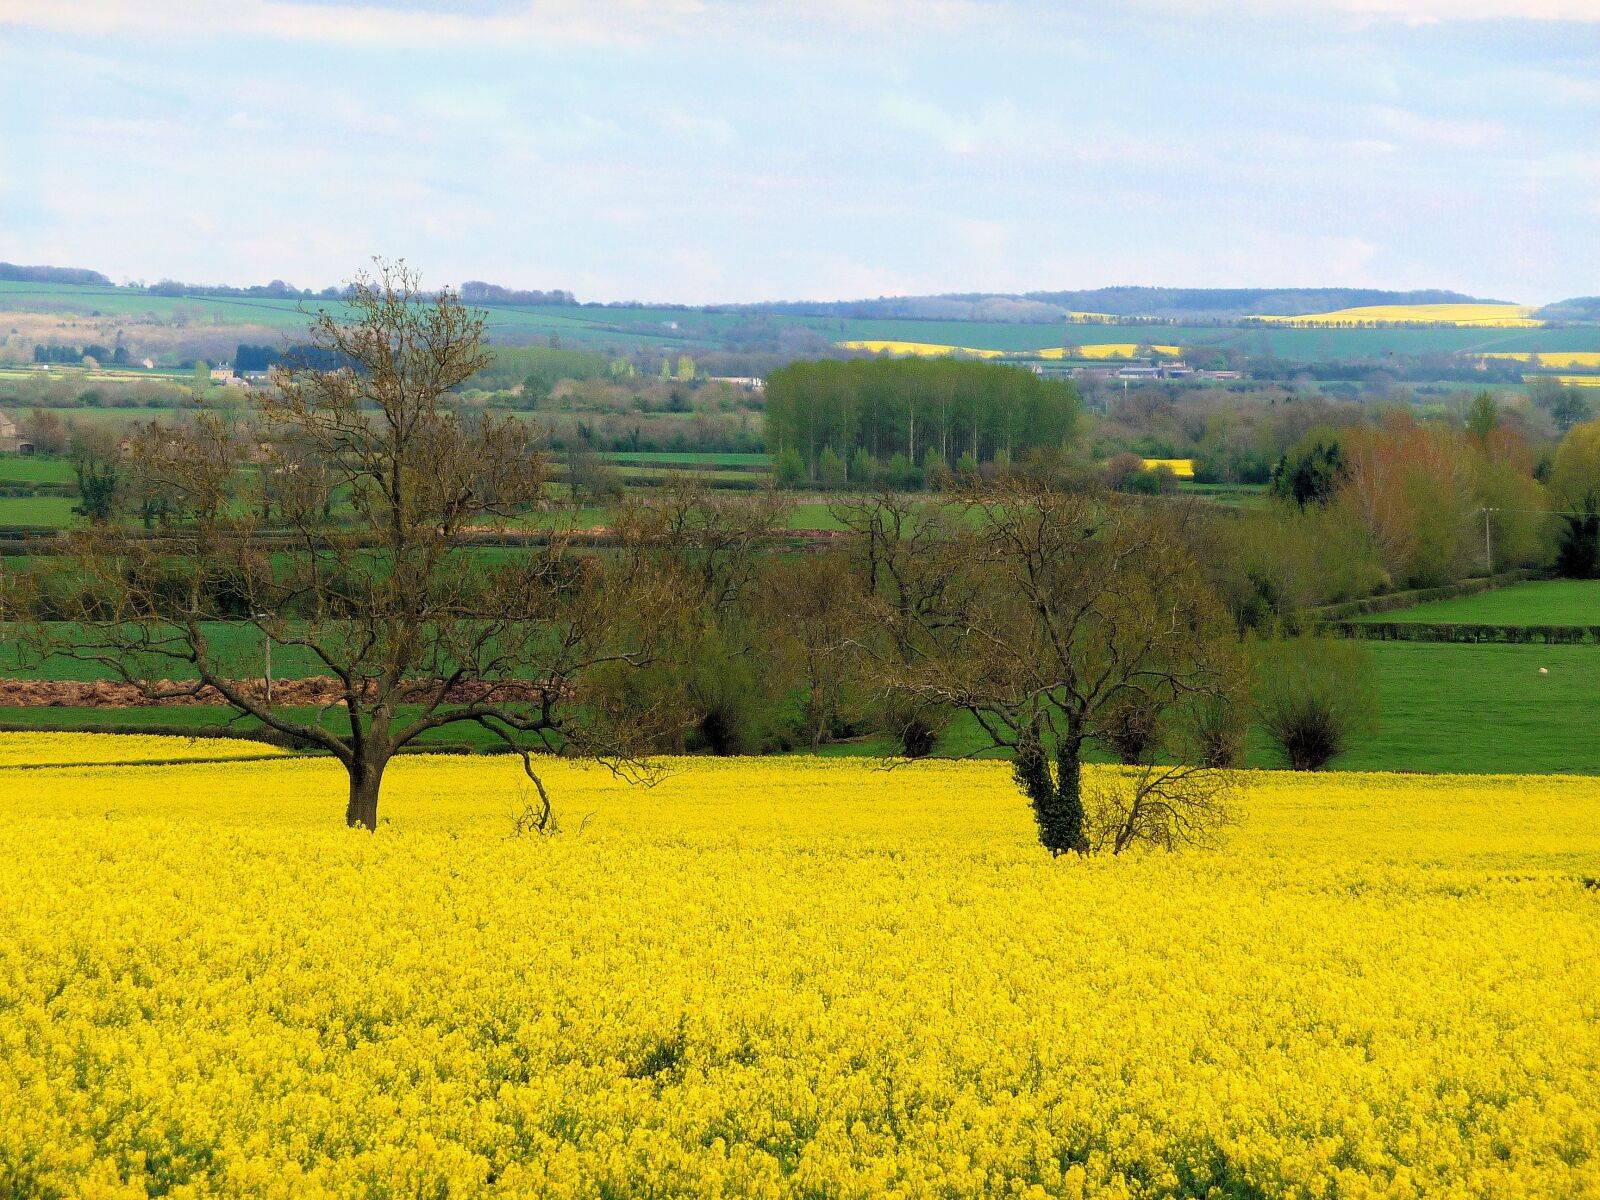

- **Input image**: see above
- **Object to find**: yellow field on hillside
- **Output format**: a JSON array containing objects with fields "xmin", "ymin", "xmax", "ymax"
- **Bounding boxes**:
[
  {"xmin": 838, "ymin": 339, "xmax": 1005, "ymax": 358},
  {"xmin": 3, "ymin": 740, "xmax": 1598, "ymax": 1198},
  {"xmin": 1481, "ymin": 351, "xmax": 1600, "ymax": 369},
  {"xmin": 1139, "ymin": 457, "xmax": 1195, "ymax": 477},
  {"xmin": 1037, "ymin": 344, "xmax": 1184, "ymax": 359},
  {"xmin": 1546, "ymin": 374, "xmax": 1600, "ymax": 388},
  {"xmin": 839, "ymin": 341, "xmax": 1183, "ymax": 360},
  {"xmin": 1259, "ymin": 303, "xmax": 1542, "ymax": 328}
]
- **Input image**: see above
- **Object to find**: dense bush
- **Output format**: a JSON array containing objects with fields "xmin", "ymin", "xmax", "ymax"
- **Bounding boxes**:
[{"xmin": 1256, "ymin": 636, "xmax": 1377, "ymax": 770}]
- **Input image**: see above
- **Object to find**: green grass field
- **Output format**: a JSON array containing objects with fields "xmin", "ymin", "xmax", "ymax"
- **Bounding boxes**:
[
  {"xmin": 1359, "ymin": 579, "xmax": 1600, "ymax": 625},
  {"xmin": 0, "ymin": 633, "xmax": 1593, "ymax": 774},
  {"xmin": 0, "ymin": 496, "xmax": 79, "ymax": 526},
  {"xmin": 818, "ymin": 641, "xmax": 1600, "ymax": 776},
  {"xmin": 0, "ymin": 705, "xmax": 503, "ymax": 752},
  {"xmin": 602, "ymin": 452, "xmax": 769, "ymax": 467},
  {"xmin": 0, "ymin": 456, "xmax": 75, "ymax": 486}
]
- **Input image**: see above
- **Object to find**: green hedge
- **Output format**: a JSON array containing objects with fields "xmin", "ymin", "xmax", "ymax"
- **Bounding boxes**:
[
  {"xmin": 1313, "ymin": 571, "xmax": 1537, "ymax": 621},
  {"xmin": 1329, "ymin": 621, "xmax": 1600, "ymax": 645}
]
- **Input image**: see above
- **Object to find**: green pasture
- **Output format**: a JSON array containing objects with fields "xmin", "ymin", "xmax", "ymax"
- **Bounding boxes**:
[
  {"xmin": 6, "ymin": 617, "xmax": 1595, "ymax": 773},
  {"xmin": 1357, "ymin": 579, "xmax": 1600, "ymax": 626},
  {"xmin": 818, "ymin": 640, "xmax": 1600, "ymax": 776},
  {"xmin": 0, "ymin": 705, "xmax": 506, "ymax": 752},
  {"xmin": 8, "ymin": 279, "xmax": 1600, "ymax": 364},
  {"xmin": 0, "ymin": 456, "xmax": 75, "ymax": 486},
  {"xmin": 0, "ymin": 496, "xmax": 78, "ymax": 526},
  {"xmin": 602, "ymin": 452, "xmax": 769, "ymax": 468}
]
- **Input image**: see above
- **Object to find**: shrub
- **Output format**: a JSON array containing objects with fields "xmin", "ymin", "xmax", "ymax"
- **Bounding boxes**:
[
  {"xmin": 875, "ymin": 693, "xmax": 948, "ymax": 759},
  {"xmin": 1192, "ymin": 695, "xmax": 1250, "ymax": 768},
  {"xmin": 1101, "ymin": 691, "xmax": 1164, "ymax": 764},
  {"xmin": 773, "ymin": 448, "xmax": 806, "ymax": 489},
  {"xmin": 1256, "ymin": 636, "xmax": 1377, "ymax": 770}
]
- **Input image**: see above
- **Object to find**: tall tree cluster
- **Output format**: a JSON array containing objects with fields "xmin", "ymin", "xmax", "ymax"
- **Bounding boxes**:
[{"xmin": 763, "ymin": 358, "xmax": 1081, "ymax": 478}]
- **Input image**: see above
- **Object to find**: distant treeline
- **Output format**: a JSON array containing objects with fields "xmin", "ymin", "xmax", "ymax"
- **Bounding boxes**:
[
  {"xmin": 1, "ymin": 263, "xmax": 112, "ymax": 286},
  {"xmin": 764, "ymin": 358, "xmax": 1081, "ymax": 473},
  {"xmin": 1537, "ymin": 297, "xmax": 1600, "ymax": 322},
  {"xmin": 460, "ymin": 281, "xmax": 578, "ymax": 307},
  {"xmin": 34, "ymin": 342, "xmax": 131, "ymax": 365},
  {"xmin": 1019, "ymin": 287, "xmax": 1486, "ymax": 318},
  {"xmin": 150, "ymin": 279, "xmax": 347, "ymax": 301},
  {"xmin": 234, "ymin": 344, "xmax": 356, "ymax": 373},
  {"xmin": 725, "ymin": 287, "xmax": 1492, "ymax": 324}
]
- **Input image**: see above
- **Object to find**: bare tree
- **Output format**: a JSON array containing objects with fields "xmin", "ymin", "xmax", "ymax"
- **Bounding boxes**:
[
  {"xmin": 753, "ymin": 551, "xmax": 866, "ymax": 751},
  {"xmin": 600, "ymin": 477, "xmax": 793, "ymax": 754},
  {"xmin": 26, "ymin": 261, "xmax": 666, "ymax": 830},
  {"xmin": 841, "ymin": 483, "xmax": 1246, "ymax": 855},
  {"xmin": 830, "ymin": 491, "xmax": 967, "ymax": 758}
]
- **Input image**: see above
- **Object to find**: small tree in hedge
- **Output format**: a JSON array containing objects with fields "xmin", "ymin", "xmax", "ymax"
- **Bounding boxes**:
[{"xmin": 1555, "ymin": 497, "xmax": 1600, "ymax": 579}]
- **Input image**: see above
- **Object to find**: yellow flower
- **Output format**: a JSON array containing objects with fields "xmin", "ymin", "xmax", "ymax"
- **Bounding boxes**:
[{"xmin": 0, "ymin": 741, "xmax": 1597, "ymax": 1197}]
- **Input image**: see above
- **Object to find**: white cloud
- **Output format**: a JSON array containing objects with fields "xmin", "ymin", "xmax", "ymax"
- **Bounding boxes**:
[
  {"xmin": 1339, "ymin": 0, "xmax": 1600, "ymax": 20},
  {"xmin": 877, "ymin": 96, "xmax": 1046, "ymax": 156},
  {"xmin": 1366, "ymin": 105, "xmax": 1511, "ymax": 151},
  {"xmin": 659, "ymin": 109, "xmax": 736, "ymax": 148},
  {"xmin": 0, "ymin": 0, "xmax": 1026, "ymax": 49},
  {"xmin": 1123, "ymin": 0, "xmax": 1600, "ymax": 19},
  {"xmin": 0, "ymin": 0, "xmax": 704, "ymax": 47},
  {"xmin": 224, "ymin": 111, "xmax": 280, "ymax": 133}
]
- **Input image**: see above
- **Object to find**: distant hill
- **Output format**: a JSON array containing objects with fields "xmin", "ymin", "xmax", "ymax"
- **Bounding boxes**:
[
  {"xmin": 728, "ymin": 288, "xmax": 1495, "ymax": 324},
  {"xmin": 0, "ymin": 262, "xmax": 112, "ymax": 286},
  {"xmin": 1536, "ymin": 297, "xmax": 1600, "ymax": 322}
]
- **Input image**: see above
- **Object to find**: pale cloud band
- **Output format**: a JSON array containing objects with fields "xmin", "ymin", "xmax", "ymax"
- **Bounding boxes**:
[
  {"xmin": 1, "ymin": 0, "xmax": 1596, "ymax": 302},
  {"xmin": 5, "ymin": 0, "xmax": 1598, "ymax": 49}
]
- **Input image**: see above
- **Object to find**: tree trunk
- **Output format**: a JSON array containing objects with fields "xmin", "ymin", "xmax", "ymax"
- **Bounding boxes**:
[
  {"xmin": 345, "ymin": 753, "xmax": 388, "ymax": 831},
  {"xmin": 1012, "ymin": 723, "xmax": 1088, "ymax": 855},
  {"xmin": 1053, "ymin": 742, "xmax": 1087, "ymax": 855}
]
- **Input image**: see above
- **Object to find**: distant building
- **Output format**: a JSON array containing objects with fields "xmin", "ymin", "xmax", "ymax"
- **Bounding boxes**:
[
  {"xmin": 210, "ymin": 366, "xmax": 235, "ymax": 382},
  {"xmin": 708, "ymin": 376, "xmax": 765, "ymax": 391}
]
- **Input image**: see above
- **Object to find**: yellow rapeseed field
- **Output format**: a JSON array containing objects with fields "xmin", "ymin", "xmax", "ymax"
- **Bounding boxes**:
[
  {"xmin": 1037, "ymin": 345, "xmax": 1183, "ymax": 360},
  {"xmin": 838, "ymin": 342, "xmax": 1184, "ymax": 360},
  {"xmin": 1138, "ymin": 458, "xmax": 1195, "ymax": 478},
  {"xmin": 0, "ymin": 731, "xmax": 287, "ymax": 767},
  {"xmin": 2, "ymin": 740, "xmax": 1599, "ymax": 1198},
  {"xmin": 1259, "ymin": 304, "xmax": 1542, "ymax": 328},
  {"xmin": 837, "ymin": 340, "xmax": 1006, "ymax": 358},
  {"xmin": 1479, "ymin": 351, "xmax": 1600, "ymax": 369}
]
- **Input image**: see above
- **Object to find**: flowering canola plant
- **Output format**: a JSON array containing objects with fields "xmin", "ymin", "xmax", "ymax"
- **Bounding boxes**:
[
  {"xmin": 1, "ymin": 740, "xmax": 1598, "ymax": 1198},
  {"xmin": 0, "ymin": 731, "xmax": 287, "ymax": 768}
]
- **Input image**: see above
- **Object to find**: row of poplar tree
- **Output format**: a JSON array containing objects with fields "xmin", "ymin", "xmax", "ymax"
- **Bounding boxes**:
[{"xmin": 763, "ymin": 358, "xmax": 1082, "ymax": 481}]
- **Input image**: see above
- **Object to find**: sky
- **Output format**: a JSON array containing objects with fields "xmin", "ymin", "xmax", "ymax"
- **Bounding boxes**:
[{"xmin": 0, "ymin": 0, "xmax": 1597, "ymax": 305}]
